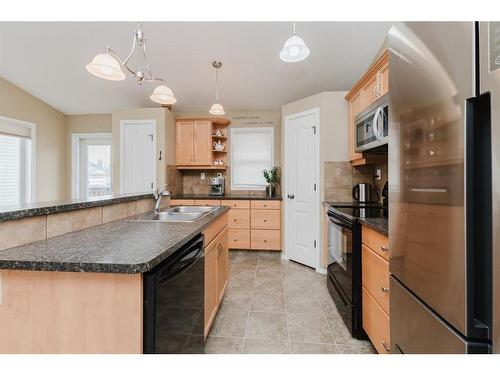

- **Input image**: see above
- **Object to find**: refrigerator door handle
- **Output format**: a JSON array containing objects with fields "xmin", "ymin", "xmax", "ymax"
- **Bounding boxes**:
[{"xmin": 465, "ymin": 93, "xmax": 492, "ymax": 341}]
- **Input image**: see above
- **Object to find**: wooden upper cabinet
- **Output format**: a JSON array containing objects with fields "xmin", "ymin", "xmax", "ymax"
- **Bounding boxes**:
[
  {"xmin": 193, "ymin": 121, "xmax": 211, "ymax": 165},
  {"xmin": 345, "ymin": 50, "xmax": 389, "ymax": 165},
  {"xmin": 379, "ymin": 61, "xmax": 389, "ymax": 97},
  {"xmin": 176, "ymin": 121, "xmax": 194, "ymax": 165},
  {"xmin": 349, "ymin": 92, "xmax": 363, "ymax": 161}
]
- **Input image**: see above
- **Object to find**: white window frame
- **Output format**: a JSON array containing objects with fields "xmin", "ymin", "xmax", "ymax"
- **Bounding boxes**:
[
  {"xmin": 0, "ymin": 115, "xmax": 36, "ymax": 203},
  {"xmin": 71, "ymin": 132, "xmax": 112, "ymax": 199},
  {"xmin": 230, "ymin": 127, "xmax": 274, "ymax": 191},
  {"xmin": 119, "ymin": 119, "xmax": 157, "ymax": 194}
]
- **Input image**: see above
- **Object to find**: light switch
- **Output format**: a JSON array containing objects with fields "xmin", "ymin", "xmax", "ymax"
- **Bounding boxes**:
[
  {"xmin": 376, "ymin": 169, "xmax": 382, "ymax": 180},
  {"xmin": 201, "ymin": 173, "xmax": 206, "ymax": 180}
]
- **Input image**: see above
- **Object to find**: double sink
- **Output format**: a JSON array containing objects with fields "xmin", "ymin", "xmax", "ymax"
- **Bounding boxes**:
[{"xmin": 133, "ymin": 205, "xmax": 217, "ymax": 222}]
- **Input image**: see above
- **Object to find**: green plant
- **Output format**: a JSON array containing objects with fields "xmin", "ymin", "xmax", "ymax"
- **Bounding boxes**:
[{"xmin": 262, "ymin": 167, "xmax": 280, "ymax": 186}]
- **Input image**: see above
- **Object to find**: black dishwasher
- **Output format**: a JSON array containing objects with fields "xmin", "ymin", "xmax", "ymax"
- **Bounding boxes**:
[{"xmin": 143, "ymin": 234, "xmax": 205, "ymax": 354}]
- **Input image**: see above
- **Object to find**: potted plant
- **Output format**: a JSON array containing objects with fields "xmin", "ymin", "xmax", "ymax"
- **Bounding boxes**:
[{"xmin": 262, "ymin": 167, "xmax": 280, "ymax": 198}]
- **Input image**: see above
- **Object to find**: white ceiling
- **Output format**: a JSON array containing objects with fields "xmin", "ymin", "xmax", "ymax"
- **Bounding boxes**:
[{"xmin": 0, "ymin": 22, "xmax": 393, "ymax": 114}]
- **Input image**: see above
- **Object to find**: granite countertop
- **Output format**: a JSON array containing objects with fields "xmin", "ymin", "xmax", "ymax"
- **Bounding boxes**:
[
  {"xmin": 171, "ymin": 194, "xmax": 283, "ymax": 201},
  {"xmin": 0, "ymin": 206, "xmax": 229, "ymax": 274},
  {"xmin": 358, "ymin": 217, "xmax": 388, "ymax": 236},
  {"xmin": 0, "ymin": 192, "xmax": 154, "ymax": 222}
]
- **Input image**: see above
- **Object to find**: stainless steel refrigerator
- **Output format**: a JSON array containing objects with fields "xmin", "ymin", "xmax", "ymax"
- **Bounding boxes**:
[{"xmin": 388, "ymin": 22, "xmax": 499, "ymax": 353}]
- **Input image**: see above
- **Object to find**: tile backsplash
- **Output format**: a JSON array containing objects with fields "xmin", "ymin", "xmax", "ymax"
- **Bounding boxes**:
[{"xmin": 323, "ymin": 160, "xmax": 388, "ymax": 203}]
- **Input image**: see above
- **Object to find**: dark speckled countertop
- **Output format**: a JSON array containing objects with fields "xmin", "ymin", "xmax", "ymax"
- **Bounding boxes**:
[
  {"xmin": 171, "ymin": 194, "xmax": 282, "ymax": 201},
  {"xmin": 0, "ymin": 206, "xmax": 229, "ymax": 274},
  {"xmin": 0, "ymin": 192, "xmax": 154, "ymax": 222}
]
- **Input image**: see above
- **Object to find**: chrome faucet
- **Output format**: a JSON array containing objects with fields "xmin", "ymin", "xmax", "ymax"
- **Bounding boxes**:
[{"xmin": 153, "ymin": 188, "xmax": 171, "ymax": 212}]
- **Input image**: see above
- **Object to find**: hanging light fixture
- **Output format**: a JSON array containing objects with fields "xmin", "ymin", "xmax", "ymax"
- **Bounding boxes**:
[
  {"xmin": 279, "ymin": 22, "xmax": 310, "ymax": 63},
  {"xmin": 86, "ymin": 23, "xmax": 177, "ymax": 105},
  {"xmin": 209, "ymin": 61, "xmax": 225, "ymax": 115}
]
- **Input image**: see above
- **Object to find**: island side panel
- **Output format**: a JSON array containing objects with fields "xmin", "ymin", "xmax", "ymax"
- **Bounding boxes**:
[{"xmin": 0, "ymin": 270, "xmax": 143, "ymax": 354}]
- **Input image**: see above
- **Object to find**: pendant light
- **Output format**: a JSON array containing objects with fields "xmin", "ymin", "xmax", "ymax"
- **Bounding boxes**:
[
  {"xmin": 209, "ymin": 61, "xmax": 225, "ymax": 116},
  {"xmin": 86, "ymin": 23, "xmax": 177, "ymax": 105},
  {"xmin": 279, "ymin": 22, "xmax": 310, "ymax": 63}
]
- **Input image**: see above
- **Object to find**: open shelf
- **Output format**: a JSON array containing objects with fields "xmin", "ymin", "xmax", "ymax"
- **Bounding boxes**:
[
  {"xmin": 176, "ymin": 165, "xmax": 227, "ymax": 170},
  {"xmin": 212, "ymin": 149, "xmax": 227, "ymax": 153},
  {"xmin": 211, "ymin": 135, "xmax": 227, "ymax": 140}
]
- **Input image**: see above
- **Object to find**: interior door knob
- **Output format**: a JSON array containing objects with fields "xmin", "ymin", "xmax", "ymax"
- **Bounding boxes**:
[{"xmin": 287, "ymin": 194, "xmax": 295, "ymax": 199}]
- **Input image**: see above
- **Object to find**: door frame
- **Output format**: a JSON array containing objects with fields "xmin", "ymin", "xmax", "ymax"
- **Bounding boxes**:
[
  {"xmin": 283, "ymin": 107, "xmax": 321, "ymax": 270},
  {"xmin": 71, "ymin": 132, "xmax": 112, "ymax": 199},
  {"xmin": 119, "ymin": 119, "xmax": 157, "ymax": 194}
]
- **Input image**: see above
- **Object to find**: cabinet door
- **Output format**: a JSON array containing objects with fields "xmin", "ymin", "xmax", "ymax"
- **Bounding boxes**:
[
  {"xmin": 216, "ymin": 227, "xmax": 229, "ymax": 303},
  {"xmin": 204, "ymin": 241, "xmax": 217, "ymax": 337},
  {"xmin": 176, "ymin": 121, "xmax": 194, "ymax": 165},
  {"xmin": 379, "ymin": 62, "xmax": 389, "ymax": 97},
  {"xmin": 362, "ymin": 73, "xmax": 379, "ymax": 109},
  {"xmin": 349, "ymin": 92, "xmax": 363, "ymax": 161},
  {"xmin": 193, "ymin": 121, "xmax": 212, "ymax": 165}
]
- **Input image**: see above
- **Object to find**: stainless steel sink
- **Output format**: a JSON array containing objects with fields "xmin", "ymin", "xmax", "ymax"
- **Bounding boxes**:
[{"xmin": 132, "ymin": 206, "xmax": 217, "ymax": 222}]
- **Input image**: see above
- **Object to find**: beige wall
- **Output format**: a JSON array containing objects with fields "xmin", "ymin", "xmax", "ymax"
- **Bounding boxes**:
[
  {"xmin": 0, "ymin": 77, "xmax": 68, "ymax": 202},
  {"xmin": 111, "ymin": 107, "xmax": 175, "ymax": 194},
  {"xmin": 281, "ymin": 91, "xmax": 349, "ymax": 269}
]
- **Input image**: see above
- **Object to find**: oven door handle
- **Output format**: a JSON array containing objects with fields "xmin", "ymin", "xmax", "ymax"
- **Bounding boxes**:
[{"xmin": 327, "ymin": 212, "xmax": 351, "ymax": 229}]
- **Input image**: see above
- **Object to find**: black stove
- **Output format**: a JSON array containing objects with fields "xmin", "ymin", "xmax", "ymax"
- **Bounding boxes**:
[{"xmin": 326, "ymin": 202, "xmax": 385, "ymax": 340}]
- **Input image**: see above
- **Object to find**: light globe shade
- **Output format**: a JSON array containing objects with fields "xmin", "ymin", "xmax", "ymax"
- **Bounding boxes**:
[
  {"xmin": 279, "ymin": 34, "xmax": 310, "ymax": 63},
  {"xmin": 150, "ymin": 85, "xmax": 177, "ymax": 105},
  {"xmin": 86, "ymin": 53, "xmax": 126, "ymax": 81},
  {"xmin": 209, "ymin": 103, "xmax": 225, "ymax": 115}
]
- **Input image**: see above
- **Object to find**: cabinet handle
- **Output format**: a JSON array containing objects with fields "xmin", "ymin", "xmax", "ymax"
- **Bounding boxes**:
[
  {"xmin": 234, "ymin": 218, "xmax": 237, "ymax": 222},
  {"xmin": 380, "ymin": 245, "xmax": 389, "ymax": 252},
  {"xmin": 264, "ymin": 204, "xmax": 267, "ymax": 208},
  {"xmin": 382, "ymin": 340, "xmax": 391, "ymax": 352},
  {"xmin": 264, "ymin": 239, "xmax": 267, "ymax": 243},
  {"xmin": 381, "ymin": 286, "xmax": 390, "ymax": 293},
  {"xmin": 264, "ymin": 219, "xmax": 267, "ymax": 222}
]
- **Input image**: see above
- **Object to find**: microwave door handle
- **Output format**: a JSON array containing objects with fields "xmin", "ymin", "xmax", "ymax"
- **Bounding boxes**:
[{"xmin": 373, "ymin": 107, "xmax": 383, "ymax": 140}]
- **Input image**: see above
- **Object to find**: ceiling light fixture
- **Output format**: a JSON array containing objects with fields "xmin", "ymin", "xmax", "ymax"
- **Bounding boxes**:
[
  {"xmin": 279, "ymin": 22, "xmax": 310, "ymax": 63},
  {"xmin": 86, "ymin": 23, "xmax": 177, "ymax": 105},
  {"xmin": 209, "ymin": 61, "xmax": 225, "ymax": 115}
]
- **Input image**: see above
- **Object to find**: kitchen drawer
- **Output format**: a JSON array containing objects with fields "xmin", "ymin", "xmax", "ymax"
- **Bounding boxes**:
[
  {"xmin": 250, "ymin": 229, "xmax": 281, "ymax": 250},
  {"xmin": 250, "ymin": 209, "xmax": 280, "ymax": 230},
  {"xmin": 362, "ymin": 287, "xmax": 391, "ymax": 354},
  {"xmin": 203, "ymin": 212, "xmax": 228, "ymax": 246},
  {"xmin": 170, "ymin": 199, "xmax": 195, "ymax": 206},
  {"xmin": 362, "ymin": 245, "xmax": 390, "ymax": 315},
  {"xmin": 228, "ymin": 209, "xmax": 250, "ymax": 229},
  {"xmin": 194, "ymin": 199, "xmax": 221, "ymax": 206},
  {"xmin": 228, "ymin": 229, "xmax": 250, "ymax": 249},
  {"xmin": 362, "ymin": 225, "xmax": 389, "ymax": 261},
  {"xmin": 222, "ymin": 200, "xmax": 250, "ymax": 209},
  {"xmin": 250, "ymin": 200, "xmax": 281, "ymax": 210}
]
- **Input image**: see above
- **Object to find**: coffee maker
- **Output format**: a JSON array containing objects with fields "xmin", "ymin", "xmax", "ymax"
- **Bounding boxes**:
[{"xmin": 209, "ymin": 175, "xmax": 225, "ymax": 196}]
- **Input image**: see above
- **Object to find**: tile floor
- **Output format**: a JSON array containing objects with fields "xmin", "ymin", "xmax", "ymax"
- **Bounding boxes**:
[{"xmin": 206, "ymin": 250, "xmax": 376, "ymax": 354}]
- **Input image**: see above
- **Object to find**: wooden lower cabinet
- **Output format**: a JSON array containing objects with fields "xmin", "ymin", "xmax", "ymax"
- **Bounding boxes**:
[
  {"xmin": 204, "ymin": 239, "xmax": 218, "ymax": 336},
  {"xmin": 361, "ymin": 225, "xmax": 390, "ymax": 353},
  {"xmin": 194, "ymin": 199, "xmax": 221, "ymax": 206},
  {"xmin": 203, "ymin": 214, "xmax": 229, "ymax": 337},
  {"xmin": 228, "ymin": 228, "xmax": 250, "ymax": 249},
  {"xmin": 250, "ymin": 229, "xmax": 281, "ymax": 250},
  {"xmin": 170, "ymin": 199, "xmax": 195, "ymax": 206},
  {"xmin": 362, "ymin": 287, "xmax": 391, "ymax": 354},
  {"xmin": 228, "ymin": 208, "xmax": 250, "ymax": 229}
]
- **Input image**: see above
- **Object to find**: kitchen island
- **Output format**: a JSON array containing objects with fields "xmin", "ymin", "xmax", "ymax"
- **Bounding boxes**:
[{"xmin": 0, "ymin": 195, "xmax": 229, "ymax": 354}]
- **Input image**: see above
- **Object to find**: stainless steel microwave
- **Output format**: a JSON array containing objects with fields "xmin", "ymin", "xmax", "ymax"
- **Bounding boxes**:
[{"xmin": 355, "ymin": 93, "xmax": 389, "ymax": 152}]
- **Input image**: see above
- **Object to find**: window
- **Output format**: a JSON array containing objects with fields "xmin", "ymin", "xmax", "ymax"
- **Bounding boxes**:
[
  {"xmin": 230, "ymin": 127, "xmax": 274, "ymax": 190},
  {"xmin": 0, "ymin": 116, "xmax": 35, "ymax": 206},
  {"xmin": 72, "ymin": 133, "xmax": 112, "ymax": 199}
]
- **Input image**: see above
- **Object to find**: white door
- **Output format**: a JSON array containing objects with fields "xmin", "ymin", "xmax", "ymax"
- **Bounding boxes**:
[
  {"xmin": 121, "ymin": 121, "xmax": 156, "ymax": 194},
  {"xmin": 284, "ymin": 109, "xmax": 319, "ymax": 268}
]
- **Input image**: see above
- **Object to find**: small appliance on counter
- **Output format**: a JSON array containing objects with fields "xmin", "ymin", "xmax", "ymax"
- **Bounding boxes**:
[
  {"xmin": 352, "ymin": 183, "xmax": 379, "ymax": 203},
  {"xmin": 382, "ymin": 181, "xmax": 388, "ymax": 217},
  {"xmin": 209, "ymin": 174, "xmax": 225, "ymax": 196}
]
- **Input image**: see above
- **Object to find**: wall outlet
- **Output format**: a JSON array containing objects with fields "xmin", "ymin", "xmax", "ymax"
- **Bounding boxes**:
[
  {"xmin": 200, "ymin": 172, "xmax": 206, "ymax": 180},
  {"xmin": 376, "ymin": 169, "xmax": 382, "ymax": 180}
]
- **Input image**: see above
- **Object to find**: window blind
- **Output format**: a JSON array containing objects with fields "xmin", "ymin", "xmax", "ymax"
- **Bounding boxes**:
[
  {"xmin": 0, "ymin": 134, "xmax": 21, "ymax": 206},
  {"xmin": 231, "ymin": 128, "xmax": 274, "ymax": 190}
]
